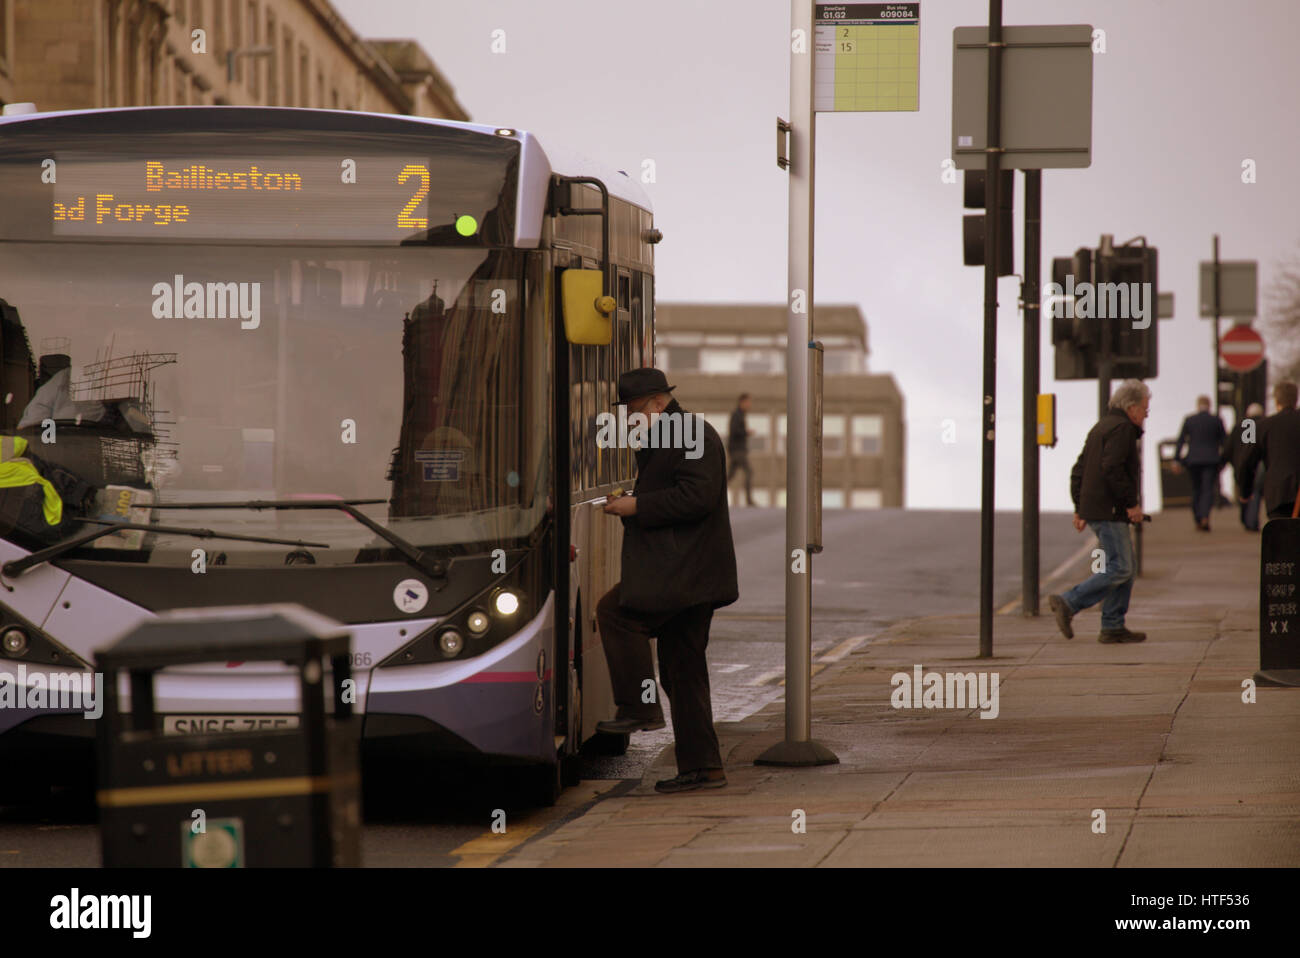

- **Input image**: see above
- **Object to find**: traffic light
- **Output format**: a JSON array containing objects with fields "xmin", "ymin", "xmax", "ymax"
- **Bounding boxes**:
[
  {"xmin": 962, "ymin": 170, "xmax": 1013, "ymax": 275},
  {"xmin": 1052, "ymin": 247, "xmax": 1096, "ymax": 380},
  {"xmin": 1106, "ymin": 244, "xmax": 1158, "ymax": 380},
  {"xmin": 1052, "ymin": 242, "xmax": 1158, "ymax": 381},
  {"xmin": 1219, "ymin": 359, "xmax": 1268, "ymax": 415}
]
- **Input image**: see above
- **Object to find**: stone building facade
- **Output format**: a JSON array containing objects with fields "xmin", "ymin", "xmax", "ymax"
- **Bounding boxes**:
[{"xmin": 0, "ymin": 0, "xmax": 466, "ymax": 119}]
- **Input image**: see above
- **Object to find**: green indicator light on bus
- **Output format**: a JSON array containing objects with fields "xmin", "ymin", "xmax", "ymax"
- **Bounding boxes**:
[{"xmin": 455, "ymin": 215, "xmax": 478, "ymax": 236}]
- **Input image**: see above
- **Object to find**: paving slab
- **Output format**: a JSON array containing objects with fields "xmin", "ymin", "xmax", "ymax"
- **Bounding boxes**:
[{"xmin": 503, "ymin": 520, "xmax": 1300, "ymax": 867}]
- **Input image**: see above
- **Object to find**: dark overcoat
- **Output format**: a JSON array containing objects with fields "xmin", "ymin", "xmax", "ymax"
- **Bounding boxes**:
[
  {"xmin": 1069, "ymin": 411, "xmax": 1142, "ymax": 521},
  {"xmin": 1241, "ymin": 408, "xmax": 1300, "ymax": 516},
  {"xmin": 618, "ymin": 398, "xmax": 739, "ymax": 613}
]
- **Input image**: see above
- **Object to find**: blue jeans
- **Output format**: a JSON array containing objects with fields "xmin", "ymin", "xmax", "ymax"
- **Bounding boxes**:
[{"xmin": 1060, "ymin": 520, "xmax": 1135, "ymax": 631}]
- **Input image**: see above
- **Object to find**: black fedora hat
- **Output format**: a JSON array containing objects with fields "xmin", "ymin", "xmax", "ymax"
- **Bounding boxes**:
[{"xmin": 615, "ymin": 367, "xmax": 676, "ymax": 406}]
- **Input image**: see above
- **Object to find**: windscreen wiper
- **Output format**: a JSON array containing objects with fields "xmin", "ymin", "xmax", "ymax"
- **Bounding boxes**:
[
  {"xmin": 2, "ymin": 519, "xmax": 331, "ymax": 578},
  {"xmin": 148, "ymin": 499, "xmax": 449, "ymax": 582}
]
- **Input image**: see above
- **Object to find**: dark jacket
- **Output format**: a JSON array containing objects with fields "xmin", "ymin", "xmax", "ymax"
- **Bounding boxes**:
[
  {"xmin": 1175, "ymin": 410, "xmax": 1226, "ymax": 466},
  {"xmin": 1070, "ymin": 411, "xmax": 1142, "ymax": 521},
  {"xmin": 1241, "ymin": 408, "xmax": 1300, "ymax": 517},
  {"xmin": 619, "ymin": 398, "xmax": 739, "ymax": 613},
  {"xmin": 728, "ymin": 407, "xmax": 747, "ymax": 454},
  {"xmin": 1222, "ymin": 417, "xmax": 1257, "ymax": 480}
]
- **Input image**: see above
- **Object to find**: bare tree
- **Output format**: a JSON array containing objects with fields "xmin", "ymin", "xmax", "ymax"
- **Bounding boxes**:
[{"xmin": 1265, "ymin": 251, "xmax": 1300, "ymax": 383}]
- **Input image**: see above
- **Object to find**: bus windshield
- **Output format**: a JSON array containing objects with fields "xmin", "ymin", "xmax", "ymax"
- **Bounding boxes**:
[{"xmin": 0, "ymin": 241, "xmax": 548, "ymax": 566}]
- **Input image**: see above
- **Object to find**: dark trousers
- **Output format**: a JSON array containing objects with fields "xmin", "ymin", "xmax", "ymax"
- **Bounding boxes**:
[
  {"xmin": 596, "ymin": 585, "xmax": 722, "ymax": 773},
  {"xmin": 1241, "ymin": 464, "xmax": 1264, "ymax": 530},
  {"xmin": 727, "ymin": 449, "xmax": 754, "ymax": 505},
  {"xmin": 1187, "ymin": 464, "xmax": 1218, "ymax": 522}
]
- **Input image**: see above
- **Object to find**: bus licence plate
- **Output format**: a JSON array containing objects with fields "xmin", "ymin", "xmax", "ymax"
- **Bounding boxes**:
[{"xmin": 163, "ymin": 715, "xmax": 300, "ymax": 735}]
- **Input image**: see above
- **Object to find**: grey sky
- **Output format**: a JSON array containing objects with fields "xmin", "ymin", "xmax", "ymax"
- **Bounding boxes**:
[{"xmin": 333, "ymin": 0, "xmax": 1300, "ymax": 511}]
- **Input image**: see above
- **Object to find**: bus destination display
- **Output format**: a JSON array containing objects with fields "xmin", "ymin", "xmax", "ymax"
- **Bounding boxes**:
[{"xmin": 50, "ymin": 155, "xmax": 449, "ymax": 242}]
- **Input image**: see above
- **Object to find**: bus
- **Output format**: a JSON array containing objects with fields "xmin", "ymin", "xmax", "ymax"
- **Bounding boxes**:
[{"xmin": 0, "ymin": 105, "xmax": 657, "ymax": 805}]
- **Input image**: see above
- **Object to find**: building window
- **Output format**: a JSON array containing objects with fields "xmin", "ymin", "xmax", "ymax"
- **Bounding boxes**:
[
  {"xmin": 0, "ymin": 0, "xmax": 9, "ymax": 78},
  {"xmin": 824, "ymin": 350, "xmax": 863, "ymax": 375},
  {"xmin": 748, "ymin": 413, "xmax": 771, "ymax": 453},
  {"xmin": 740, "ymin": 349, "xmax": 780, "ymax": 374},
  {"xmin": 247, "ymin": 2, "xmax": 260, "ymax": 97},
  {"xmin": 230, "ymin": 0, "xmax": 242, "ymax": 77},
  {"xmin": 850, "ymin": 489, "xmax": 883, "ymax": 509},
  {"xmin": 822, "ymin": 490, "xmax": 845, "ymax": 509},
  {"xmin": 822, "ymin": 414, "xmax": 845, "ymax": 456},
  {"xmin": 775, "ymin": 414, "xmax": 786, "ymax": 455},
  {"xmin": 851, "ymin": 414, "xmax": 883, "ymax": 456},
  {"xmin": 700, "ymin": 349, "xmax": 742, "ymax": 374},
  {"xmin": 282, "ymin": 31, "xmax": 294, "ymax": 105},
  {"xmin": 265, "ymin": 10, "xmax": 277, "ymax": 104},
  {"xmin": 299, "ymin": 47, "xmax": 309, "ymax": 107},
  {"xmin": 751, "ymin": 488, "xmax": 772, "ymax": 507},
  {"xmin": 667, "ymin": 346, "xmax": 699, "ymax": 372}
]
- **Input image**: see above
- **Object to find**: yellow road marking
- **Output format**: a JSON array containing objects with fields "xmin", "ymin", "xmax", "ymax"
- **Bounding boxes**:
[{"xmin": 450, "ymin": 780, "xmax": 623, "ymax": 868}]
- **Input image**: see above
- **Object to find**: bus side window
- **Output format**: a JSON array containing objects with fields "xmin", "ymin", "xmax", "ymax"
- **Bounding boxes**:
[
  {"xmin": 570, "ymin": 341, "xmax": 584, "ymax": 495},
  {"xmin": 641, "ymin": 273, "xmax": 654, "ymax": 367}
]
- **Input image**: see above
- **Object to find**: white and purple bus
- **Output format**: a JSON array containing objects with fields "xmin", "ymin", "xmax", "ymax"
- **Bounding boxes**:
[{"xmin": 0, "ymin": 105, "xmax": 657, "ymax": 804}]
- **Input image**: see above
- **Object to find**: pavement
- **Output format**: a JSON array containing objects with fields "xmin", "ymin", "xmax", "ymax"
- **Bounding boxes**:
[{"xmin": 497, "ymin": 515, "xmax": 1300, "ymax": 867}]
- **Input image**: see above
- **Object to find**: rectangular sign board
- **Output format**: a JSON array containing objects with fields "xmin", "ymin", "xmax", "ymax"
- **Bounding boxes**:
[
  {"xmin": 952, "ymin": 24, "xmax": 1093, "ymax": 169},
  {"xmin": 1199, "ymin": 260, "xmax": 1258, "ymax": 317},
  {"xmin": 815, "ymin": 3, "xmax": 920, "ymax": 113}
]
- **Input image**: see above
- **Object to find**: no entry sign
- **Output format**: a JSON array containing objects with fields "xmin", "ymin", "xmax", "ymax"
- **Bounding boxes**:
[{"xmin": 1220, "ymin": 324, "xmax": 1265, "ymax": 372}]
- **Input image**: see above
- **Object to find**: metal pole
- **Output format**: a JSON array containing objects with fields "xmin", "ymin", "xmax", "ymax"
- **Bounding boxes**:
[
  {"xmin": 1097, "ymin": 243, "xmax": 1111, "ymax": 420},
  {"xmin": 978, "ymin": 0, "xmax": 1003, "ymax": 658},
  {"xmin": 756, "ymin": 0, "xmax": 837, "ymax": 767},
  {"xmin": 1213, "ymin": 234, "xmax": 1221, "ymax": 415},
  {"xmin": 1021, "ymin": 169, "xmax": 1041, "ymax": 616}
]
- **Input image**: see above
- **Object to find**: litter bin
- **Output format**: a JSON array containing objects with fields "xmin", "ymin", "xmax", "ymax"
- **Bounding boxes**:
[
  {"xmin": 95, "ymin": 604, "xmax": 361, "ymax": 867},
  {"xmin": 1158, "ymin": 439, "xmax": 1193, "ymax": 510}
]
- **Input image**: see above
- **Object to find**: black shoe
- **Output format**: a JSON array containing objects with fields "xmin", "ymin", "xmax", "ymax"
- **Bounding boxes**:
[
  {"xmin": 1099, "ymin": 628, "xmax": 1146, "ymax": 643},
  {"xmin": 654, "ymin": 768, "xmax": 727, "ymax": 793},
  {"xmin": 595, "ymin": 716, "xmax": 665, "ymax": 734},
  {"xmin": 1048, "ymin": 594, "xmax": 1074, "ymax": 639}
]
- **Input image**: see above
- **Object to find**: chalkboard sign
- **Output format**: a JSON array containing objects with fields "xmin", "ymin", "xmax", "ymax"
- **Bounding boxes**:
[{"xmin": 1257, "ymin": 518, "xmax": 1300, "ymax": 686}]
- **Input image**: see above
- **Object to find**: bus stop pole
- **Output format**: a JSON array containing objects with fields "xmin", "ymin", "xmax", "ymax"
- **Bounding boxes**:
[
  {"xmin": 1022, "ymin": 169, "xmax": 1041, "ymax": 616},
  {"xmin": 756, "ymin": 0, "xmax": 837, "ymax": 767},
  {"xmin": 978, "ymin": 0, "xmax": 1004, "ymax": 658}
]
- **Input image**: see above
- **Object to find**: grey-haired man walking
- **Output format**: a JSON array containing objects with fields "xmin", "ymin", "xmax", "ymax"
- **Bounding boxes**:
[{"xmin": 1049, "ymin": 379, "xmax": 1151, "ymax": 644}]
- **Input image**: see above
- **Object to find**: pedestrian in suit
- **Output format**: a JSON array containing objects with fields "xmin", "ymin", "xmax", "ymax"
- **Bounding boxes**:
[
  {"xmin": 1174, "ymin": 395, "xmax": 1226, "ymax": 531},
  {"xmin": 596, "ymin": 368, "xmax": 739, "ymax": 793},
  {"xmin": 1048, "ymin": 379, "xmax": 1150, "ymax": 644},
  {"xmin": 727, "ymin": 393, "xmax": 756, "ymax": 506},
  {"xmin": 1240, "ymin": 382, "xmax": 1300, "ymax": 521},
  {"xmin": 1223, "ymin": 402, "xmax": 1265, "ymax": 531}
]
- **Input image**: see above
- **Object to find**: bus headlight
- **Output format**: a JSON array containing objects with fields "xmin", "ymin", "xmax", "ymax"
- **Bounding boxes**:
[
  {"xmin": 2, "ymin": 628, "xmax": 28, "ymax": 656},
  {"xmin": 439, "ymin": 630, "xmax": 465, "ymax": 657},
  {"xmin": 466, "ymin": 610, "xmax": 491, "ymax": 636},
  {"xmin": 493, "ymin": 590, "xmax": 520, "ymax": 616}
]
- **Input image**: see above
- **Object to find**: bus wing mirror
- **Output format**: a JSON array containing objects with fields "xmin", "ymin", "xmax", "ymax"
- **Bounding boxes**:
[{"xmin": 561, "ymin": 269, "xmax": 613, "ymax": 345}]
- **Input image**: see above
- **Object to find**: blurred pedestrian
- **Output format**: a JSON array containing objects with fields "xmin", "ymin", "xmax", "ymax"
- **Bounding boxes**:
[
  {"xmin": 596, "ymin": 368, "xmax": 738, "ymax": 793},
  {"xmin": 1224, "ymin": 402, "xmax": 1265, "ymax": 531},
  {"xmin": 1173, "ymin": 395, "xmax": 1226, "ymax": 531},
  {"xmin": 1048, "ymin": 379, "xmax": 1150, "ymax": 644},
  {"xmin": 727, "ymin": 392, "xmax": 755, "ymax": 506},
  {"xmin": 1240, "ymin": 381, "xmax": 1300, "ymax": 522}
]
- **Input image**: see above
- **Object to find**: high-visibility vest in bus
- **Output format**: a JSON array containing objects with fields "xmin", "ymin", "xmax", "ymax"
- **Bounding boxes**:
[{"xmin": 0, "ymin": 434, "xmax": 64, "ymax": 528}]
